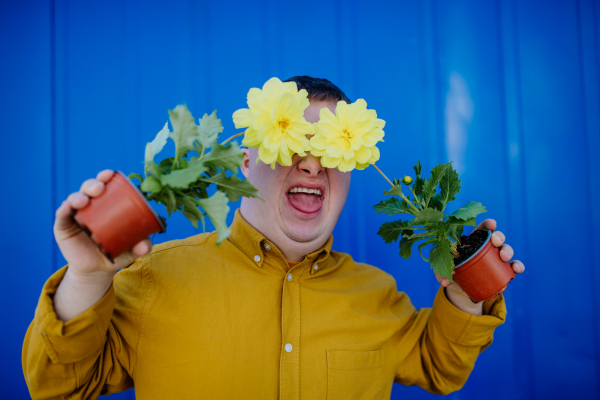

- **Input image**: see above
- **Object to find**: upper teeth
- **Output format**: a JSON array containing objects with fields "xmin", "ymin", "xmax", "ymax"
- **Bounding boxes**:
[{"xmin": 289, "ymin": 187, "xmax": 322, "ymax": 195}]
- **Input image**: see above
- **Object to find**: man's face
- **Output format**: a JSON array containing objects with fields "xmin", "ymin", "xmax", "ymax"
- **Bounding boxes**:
[{"xmin": 240, "ymin": 100, "xmax": 351, "ymax": 256}]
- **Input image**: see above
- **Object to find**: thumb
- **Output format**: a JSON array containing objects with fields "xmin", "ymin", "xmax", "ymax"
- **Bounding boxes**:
[{"xmin": 111, "ymin": 239, "xmax": 153, "ymax": 270}]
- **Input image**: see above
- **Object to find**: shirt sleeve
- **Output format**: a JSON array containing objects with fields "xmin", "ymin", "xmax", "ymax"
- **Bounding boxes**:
[
  {"xmin": 22, "ymin": 259, "xmax": 148, "ymax": 400},
  {"xmin": 392, "ymin": 286, "xmax": 506, "ymax": 395}
]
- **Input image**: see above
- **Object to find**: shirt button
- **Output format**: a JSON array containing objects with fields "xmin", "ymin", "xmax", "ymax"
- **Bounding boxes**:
[
  {"xmin": 314, "ymin": 264, "xmax": 319, "ymax": 271},
  {"xmin": 254, "ymin": 255, "xmax": 261, "ymax": 262},
  {"xmin": 287, "ymin": 273, "xmax": 292, "ymax": 281},
  {"xmin": 264, "ymin": 243, "xmax": 271, "ymax": 251},
  {"xmin": 285, "ymin": 343, "xmax": 293, "ymax": 353}
]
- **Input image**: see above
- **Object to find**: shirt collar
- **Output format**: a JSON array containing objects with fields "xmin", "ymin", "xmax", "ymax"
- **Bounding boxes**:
[{"xmin": 227, "ymin": 210, "xmax": 333, "ymax": 271}]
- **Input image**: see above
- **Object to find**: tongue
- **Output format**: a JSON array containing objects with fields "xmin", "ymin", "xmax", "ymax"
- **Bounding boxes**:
[{"xmin": 288, "ymin": 193, "xmax": 322, "ymax": 214}]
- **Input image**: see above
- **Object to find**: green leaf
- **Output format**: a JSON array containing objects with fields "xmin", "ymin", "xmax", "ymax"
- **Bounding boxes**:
[
  {"xmin": 164, "ymin": 189, "xmax": 177, "ymax": 215},
  {"xmin": 446, "ymin": 216, "xmax": 477, "ymax": 226},
  {"xmin": 422, "ymin": 163, "xmax": 450, "ymax": 205},
  {"xmin": 377, "ymin": 220, "xmax": 414, "ymax": 244},
  {"xmin": 429, "ymin": 195, "xmax": 444, "ymax": 211},
  {"xmin": 145, "ymin": 122, "xmax": 170, "ymax": 163},
  {"xmin": 417, "ymin": 237, "xmax": 438, "ymax": 263},
  {"xmin": 128, "ymin": 173, "xmax": 144, "ymax": 183},
  {"xmin": 160, "ymin": 159, "xmax": 207, "ymax": 189},
  {"xmin": 373, "ymin": 197, "xmax": 411, "ymax": 215},
  {"xmin": 450, "ymin": 201, "xmax": 487, "ymax": 221},
  {"xmin": 145, "ymin": 161, "xmax": 162, "ymax": 178},
  {"xmin": 202, "ymin": 142, "xmax": 244, "ymax": 173},
  {"xmin": 196, "ymin": 110, "xmax": 224, "ymax": 155},
  {"xmin": 383, "ymin": 185, "xmax": 404, "ymax": 197},
  {"xmin": 413, "ymin": 160, "xmax": 422, "ymax": 178},
  {"xmin": 399, "ymin": 233, "xmax": 424, "ymax": 259},
  {"xmin": 439, "ymin": 163, "xmax": 461, "ymax": 207},
  {"xmin": 180, "ymin": 195, "xmax": 205, "ymax": 230},
  {"xmin": 198, "ymin": 172, "xmax": 262, "ymax": 202},
  {"xmin": 455, "ymin": 224, "xmax": 465, "ymax": 239},
  {"xmin": 430, "ymin": 241, "xmax": 455, "ymax": 281},
  {"xmin": 412, "ymin": 208, "xmax": 443, "ymax": 225},
  {"xmin": 412, "ymin": 177, "xmax": 424, "ymax": 196},
  {"xmin": 197, "ymin": 191, "xmax": 231, "ymax": 244},
  {"xmin": 168, "ymin": 105, "xmax": 201, "ymax": 160},
  {"xmin": 182, "ymin": 209, "xmax": 200, "ymax": 229}
]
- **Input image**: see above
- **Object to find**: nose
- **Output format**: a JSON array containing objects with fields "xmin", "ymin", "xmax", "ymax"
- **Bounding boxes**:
[{"xmin": 296, "ymin": 153, "xmax": 324, "ymax": 177}]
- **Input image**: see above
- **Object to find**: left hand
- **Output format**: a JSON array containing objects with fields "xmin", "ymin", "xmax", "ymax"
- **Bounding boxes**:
[{"xmin": 435, "ymin": 219, "xmax": 525, "ymax": 302}]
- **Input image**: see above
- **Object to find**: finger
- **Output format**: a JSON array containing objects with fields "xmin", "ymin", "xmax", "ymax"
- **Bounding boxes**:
[
  {"xmin": 475, "ymin": 218, "xmax": 496, "ymax": 232},
  {"xmin": 54, "ymin": 200, "xmax": 77, "ymax": 230},
  {"xmin": 80, "ymin": 179, "xmax": 105, "ymax": 197},
  {"xmin": 510, "ymin": 260, "xmax": 525, "ymax": 273},
  {"xmin": 441, "ymin": 278, "xmax": 452, "ymax": 287},
  {"xmin": 491, "ymin": 230, "xmax": 506, "ymax": 247},
  {"xmin": 112, "ymin": 240, "xmax": 152, "ymax": 269},
  {"xmin": 499, "ymin": 244, "xmax": 514, "ymax": 261},
  {"xmin": 131, "ymin": 238, "xmax": 153, "ymax": 257},
  {"xmin": 96, "ymin": 169, "xmax": 115, "ymax": 183},
  {"xmin": 67, "ymin": 191, "xmax": 90, "ymax": 210}
]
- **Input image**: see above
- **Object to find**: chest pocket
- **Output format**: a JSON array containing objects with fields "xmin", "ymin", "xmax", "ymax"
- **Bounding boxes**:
[{"xmin": 326, "ymin": 349, "xmax": 384, "ymax": 400}]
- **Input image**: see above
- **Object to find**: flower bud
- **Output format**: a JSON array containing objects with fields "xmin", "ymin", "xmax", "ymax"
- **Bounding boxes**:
[
  {"xmin": 402, "ymin": 176, "xmax": 413, "ymax": 185},
  {"xmin": 141, "ymin": 176, "xmax": 163, "ymax": 193}
]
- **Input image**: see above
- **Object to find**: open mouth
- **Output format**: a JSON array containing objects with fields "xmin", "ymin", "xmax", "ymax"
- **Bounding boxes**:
[{"xmin": 285, "ymin": 185, "xmax": 325, "ymax": 216}]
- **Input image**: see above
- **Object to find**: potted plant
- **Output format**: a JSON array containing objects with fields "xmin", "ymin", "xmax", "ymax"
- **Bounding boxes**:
[
  {"xmin": 372, "ymin": 161, "xmax": 515, "ymax": 302},
  {"xmin": 74, "ymin": 104, "xmax": 261, "ymax": 261}
]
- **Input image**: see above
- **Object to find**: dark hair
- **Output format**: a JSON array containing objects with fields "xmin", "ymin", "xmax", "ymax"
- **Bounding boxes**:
[{"xmin": 284, "ymin": 76, "xmax": 351, "ymax": 104}]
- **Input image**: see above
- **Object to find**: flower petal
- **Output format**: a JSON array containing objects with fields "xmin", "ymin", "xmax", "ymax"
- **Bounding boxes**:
[{"xmin": 233, "ymin": 108, "xmax": 252, "ymax": 129}]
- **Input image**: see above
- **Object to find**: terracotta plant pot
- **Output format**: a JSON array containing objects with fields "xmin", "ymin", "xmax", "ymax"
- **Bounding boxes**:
[
  {"xmin": 74, "ymin": 171, "xmax": 166, "ymax": 261},
  {"xmin": 452, "ymin": 230, "xmax": 515, "ymax": 302}
]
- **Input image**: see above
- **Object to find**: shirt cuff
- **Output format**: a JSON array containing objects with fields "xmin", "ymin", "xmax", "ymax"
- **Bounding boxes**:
[
  {"xmin": 34, "ymin": 266, "xmax": 116, "ymax": 364},
  {"xmin": 429, "ymin": 286, "xmax": 506, "ymax": 347}
]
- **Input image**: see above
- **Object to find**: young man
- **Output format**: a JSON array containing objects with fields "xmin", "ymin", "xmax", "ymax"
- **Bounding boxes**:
[{"xmin": 23, "ymin": 76, "xmax": 524, "ymax": 399}]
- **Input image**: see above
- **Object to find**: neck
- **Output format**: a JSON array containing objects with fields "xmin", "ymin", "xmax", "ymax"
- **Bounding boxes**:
[{"xmin": 239, "ymin": 203, "xmax": 328, "ymax": 262}]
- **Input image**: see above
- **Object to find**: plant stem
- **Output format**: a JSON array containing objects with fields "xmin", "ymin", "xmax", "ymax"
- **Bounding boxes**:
[
  {"xmin": 372, "ymin": 164, "xmax": 394, "ymax": 187},
  {"xmin": 221, "ymin": 132, "xmax": 245, "ymax": 146},
  {"xmin": 373, "ymin": 163, "xmax": 420, "ymax": 213},
  {"xmin": 407, "ymin": 185, "xmax": 421, "ymax": 210}
]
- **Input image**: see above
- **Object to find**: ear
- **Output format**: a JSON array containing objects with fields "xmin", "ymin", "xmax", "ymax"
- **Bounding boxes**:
[{"xmin": 241, "ymin": 148, "xmax": 251, "ymax": 179}]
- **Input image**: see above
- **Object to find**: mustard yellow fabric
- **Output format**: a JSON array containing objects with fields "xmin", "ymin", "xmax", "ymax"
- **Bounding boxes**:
[{"xmin": 23, "ymin": 210, "xmax": 507, "ymax": 400}]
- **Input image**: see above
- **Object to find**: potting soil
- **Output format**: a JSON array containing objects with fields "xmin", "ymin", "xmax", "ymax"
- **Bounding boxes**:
[{"xmin": 454, "ymin": 229, "xmax": 488, "ymax": 266}]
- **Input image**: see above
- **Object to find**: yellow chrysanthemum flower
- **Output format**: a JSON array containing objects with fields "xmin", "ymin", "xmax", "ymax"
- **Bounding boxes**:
[
  {"xmin": 232, "ymin": 77, "xmax": 314, "ymax": 168},
  {"xmin": 309, "ymin": 99, "xmax": 385, "ymax": 172}
]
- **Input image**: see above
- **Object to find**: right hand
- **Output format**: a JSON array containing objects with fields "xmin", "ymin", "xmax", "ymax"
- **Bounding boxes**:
[{"xmin": 54, "ymin": 169, "xmax": 153, "ymax": 280}]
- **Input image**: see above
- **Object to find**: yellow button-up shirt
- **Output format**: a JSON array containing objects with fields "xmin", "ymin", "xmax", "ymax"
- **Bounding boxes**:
[{"xmin": 23, "ymin": 211, "xmax": 506, "ymax": 399}]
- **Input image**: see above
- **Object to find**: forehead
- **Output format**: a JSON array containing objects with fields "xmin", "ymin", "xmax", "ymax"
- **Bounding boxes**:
[{"xmin": 304, "ymin": 99, "xmax": 337, "ymax": 124}]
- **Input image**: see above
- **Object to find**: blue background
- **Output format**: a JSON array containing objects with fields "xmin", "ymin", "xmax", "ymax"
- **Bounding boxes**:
[{"xmin": 2, "ymin": 0, "xmax": 599, "ymax": 399}]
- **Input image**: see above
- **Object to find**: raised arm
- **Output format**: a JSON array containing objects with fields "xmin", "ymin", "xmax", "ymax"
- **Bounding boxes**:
[{"xmin": 23, "ymin": 169, "xmax": 152, "ymax": 399}]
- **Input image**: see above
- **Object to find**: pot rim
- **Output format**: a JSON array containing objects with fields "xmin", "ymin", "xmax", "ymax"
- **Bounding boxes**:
[
  {"xmin": 453, "ymin": 229, "xmax": 491, "ymax": 269},
  {"xmin": 115, "ymin": 170, "xmax": 166, "ymax": 233}
]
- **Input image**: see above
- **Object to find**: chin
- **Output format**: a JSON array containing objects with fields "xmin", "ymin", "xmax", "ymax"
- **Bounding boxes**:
[{"xmin": 283, "ymin": 224, "xmax": 325, "ymax": 243}]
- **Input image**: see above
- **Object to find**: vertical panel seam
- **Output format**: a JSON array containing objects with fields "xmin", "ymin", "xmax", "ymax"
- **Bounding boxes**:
[
  {"xmin": 203, "ymin": 0, "xmax": 212, "ymax": 108},
  {"xmin": 430, "ymin": 0, "xmax": 444, "ymax": 163},
  {"xmin": 348, "ymin": 0, "xmax": 365, "ymax": 262},
  {"xmin": 50, "ymin": 0, "xmax": 57, "ymax": 272},
  {"xmin": 494, "ymin": 2, "xmax": 516, "ymax": 396},
  {"xmin": 510, "ymin": 0, "xmax": 534, "ymax": 397},
  {"xmin": 495, "ymin": 0, "xmax": 512, "ymax": 228},
  {"xmin": 576, "ymin": 0, "xmax": 600, "ymax": 395}
]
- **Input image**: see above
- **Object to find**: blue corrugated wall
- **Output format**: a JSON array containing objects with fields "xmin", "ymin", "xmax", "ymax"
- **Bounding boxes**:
[{"xmin": 2, "ymin": 0, "xmax": 599, "ymax": 398}]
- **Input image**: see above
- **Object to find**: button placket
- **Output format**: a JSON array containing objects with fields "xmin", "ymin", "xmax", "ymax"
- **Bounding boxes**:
[{"xmin": 280, "ymin": 262, "xmax": 306, "ymax": 400}]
